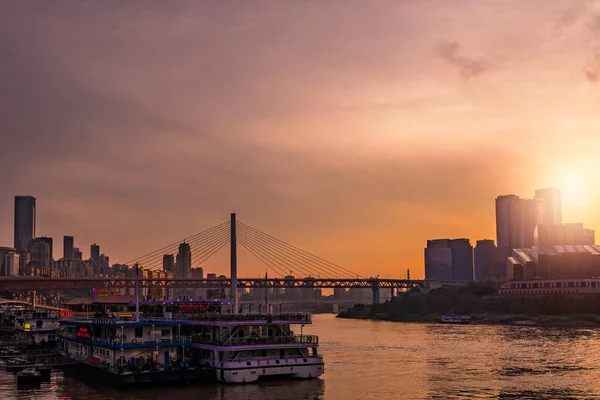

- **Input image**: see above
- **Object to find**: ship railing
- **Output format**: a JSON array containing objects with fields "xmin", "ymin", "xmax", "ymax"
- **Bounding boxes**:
[
  {"xmin": 61, "ymin": 334, "xmax": 193, "ymax": 346},
  {"xmin": 192, "ymin": 334, "xmax": 319, "ymax": 346},
  {"xmin": 139, "ymin": 313, "xmax": 312, "ymax": 323}
]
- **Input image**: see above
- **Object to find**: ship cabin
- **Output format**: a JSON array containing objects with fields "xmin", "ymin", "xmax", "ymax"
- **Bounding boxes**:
[
  {"xmin": 0, "ymin": 304, "xmax": 60, "ymax": 346},
  {"xmin": 59, "ymin": 296, "xmax": 318, "ymax": 375},
  {"xmin": 14, "ymin": 309, "xmax": 60, "ymax": 345}
]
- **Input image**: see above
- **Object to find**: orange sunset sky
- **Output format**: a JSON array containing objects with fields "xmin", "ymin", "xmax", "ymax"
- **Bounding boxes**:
[{"xmin": 1, "ymin": 1, "xmax": 600, "ymax": 278}]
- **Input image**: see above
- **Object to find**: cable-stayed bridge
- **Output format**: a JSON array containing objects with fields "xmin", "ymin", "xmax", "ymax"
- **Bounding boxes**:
[{"xmin": 0, "ymin": 214, "xmax": 427, "ymax": 305}]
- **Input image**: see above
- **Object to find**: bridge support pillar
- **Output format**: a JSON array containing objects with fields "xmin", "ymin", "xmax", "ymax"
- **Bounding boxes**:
[
  {"xmin": 230, "ymin": 213, "xmax": 238, "ymax": 314},
  {"xmin": 372, "ymin": 285, "xmax": 380, "ymax": 305}
]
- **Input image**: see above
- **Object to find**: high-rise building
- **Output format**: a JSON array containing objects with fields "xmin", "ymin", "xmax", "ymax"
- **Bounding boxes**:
[
  {"xmin": 0, "ymin": 247, "xmax": 18, "ymax": 276},
  {"xmin": 474, "ymin": 239, "xmax": 500, "ymax": 281},
  {"xmin": 90, "ymin": 244, "xmax": 100, "ymax": 262},
  {"xmin": 424, "ymin": 239, "xmax": 474, "ymax": 282},
  {"xmin": 14, "ymin": 195, "xmax": 36, "ymax": 252},
  {"xmin": 63, "ymin": 236, "xmax": 74, "ymax": 260},
  {"xmin": 73, "ymin": 247, "xmax": 83, "ymax": 261},
  {"xmin": 29, "ymin": 237, "xmax": 53, "ymax": 268},
  {"xmin": 162, "ymin": 254, "xmax": 175, "ymax": 273},
  {"xmin": 535, "ymin": 223, "xmax": 595, "ymax": 246},
  {"xmin": 534, "ymin": 188, "xmax": 562, "ymax": 226},
  {"xmin": 496, "ymin": 194, "xmax": 543, "ymax": 258},
  {"xmin": 175, "ymin": 243, "xmax": 192, "ymax": 279}
]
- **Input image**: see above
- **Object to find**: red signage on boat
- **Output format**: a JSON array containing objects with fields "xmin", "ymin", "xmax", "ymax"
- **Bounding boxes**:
[
  {"xmin": 76, "ymin": 327, "xmax": 91, "ymax": 339},
  {"xmin": 178, "ymin": 303, "xmax": 210, "ymax": 312}
]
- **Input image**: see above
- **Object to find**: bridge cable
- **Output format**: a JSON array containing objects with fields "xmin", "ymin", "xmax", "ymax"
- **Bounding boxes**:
[
  {"xmin": 238, "ymin": 232, "xmax": 314, "ymax": 278},
  {"xmin": 237, "ymin": 226, "xmax": 333, "ymax": 278},
  {"xmin": 237, "ymin": 233, "xmax": 297, "ymax": 276},
  {"xmin": 237, "ymin": 225, "xmax": 349, "ymax": 278},
  {"xmin": 237, "ymin": 222, "xmax": 363, "ymax": 278},
  {"xmin": 133, "ymin": 224, "xmax": 231, "ymax": 270},
  {"xmin": 132, "ymin": 223, "xmax": 230, "ymax": 268},
  {"xmin": 237, "ymin": 236, "xmax": 289, "ymax": 277},
  {"xmin": 190, "ymin": 229, "xmax": 231, "ymax": 268},
  {"xmin": 237, "ymin": 220, "xmax": 363, "ymax": 278},
  {"xmin": 193, "ymin": 232, "xmax": 231, "ymax": 267},
  {"xmin": 124, "ymin": 220, "xmax": 229, "ymax": 266}
]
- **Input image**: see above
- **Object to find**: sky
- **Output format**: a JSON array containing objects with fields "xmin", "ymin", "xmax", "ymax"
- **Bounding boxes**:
[{"xmin": 2, "ymin": 0, "xmax": 600, "ymax": 279}]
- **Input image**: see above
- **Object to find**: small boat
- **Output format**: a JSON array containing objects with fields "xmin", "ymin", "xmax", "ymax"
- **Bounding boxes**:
[
  {"xmin": 441, "ymin": 315, "xmax": 471, "ymax": 324},
  {"xmin": 36, "ymin": 365, "xmax": 51, "ymax": 380},
  {"xmin": 6, "ymin": 357, "xmax": 28, "ymax": 372},
  {"xmin": 17, "ymin": 368, "xmax": 42, "ymax": 385}
]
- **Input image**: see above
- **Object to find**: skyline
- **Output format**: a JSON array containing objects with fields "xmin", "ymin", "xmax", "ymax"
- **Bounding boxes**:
[{"xmin": 2, "ymin": 1, "xmax": 600, "ymax": 278}]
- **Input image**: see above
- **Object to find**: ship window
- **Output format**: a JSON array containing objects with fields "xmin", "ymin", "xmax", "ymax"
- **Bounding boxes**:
[{"xmin": 134, "ymin": 327, "xmax": 143, "ymax": 337}]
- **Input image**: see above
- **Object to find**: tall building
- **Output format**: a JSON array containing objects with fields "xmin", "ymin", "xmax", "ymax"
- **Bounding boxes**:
[
  {"xmin": 13, "ymin": 195, "xmax": 36, "ymax": 252},
  {"xmin": 496, "ymin": 194, "xmax": 543, "ymax": 258},
  {"xmin": 90, "ymin": 244, "xmax": 100, "ymax": 262},
  {"xmin": 162, "ymin": 254, "xmax": 175, "ymax": 273},
  {"xmin": 63, "ymin": 236, "xmax": 74, "ymax": 260},
  {"xmin": 29, "ymin": 237, "xmax": 53, "ymax": 268},
  {"xmin": 474, "ymin": 239, "xmax": 500, "ymax": 281},
  {"xmin": 534, "ymin": 188, "xmax": 562, "ymax": 226},
  {"xmin": 176, "ymin": 243, "xmax": 192, "ymax": 279},
  {"xmin": 424, "ymin": 239, "xmax": 474, "ymax": 282},
  {"xmin": 73, "ymin": 247, "xmax": 83, "ymax": 261},
  {"xmin": 0, "ymin": 247, "xmax": 18, "ymax": 276}
]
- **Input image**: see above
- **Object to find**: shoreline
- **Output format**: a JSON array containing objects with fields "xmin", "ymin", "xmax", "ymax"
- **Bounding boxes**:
[{"xmin": 336, "ymin": 311, "xmax": 600, "ymax": 328}]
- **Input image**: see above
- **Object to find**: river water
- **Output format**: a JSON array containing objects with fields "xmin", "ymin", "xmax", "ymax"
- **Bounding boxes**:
[{"xmin": 2, "ymin": 314, "xmax": 600, "ymax": 399}]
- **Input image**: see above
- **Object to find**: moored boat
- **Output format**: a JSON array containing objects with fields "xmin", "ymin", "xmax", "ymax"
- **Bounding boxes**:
[
  {"xmin": 6, "ymin": 357, "xmax": 28, "ymax": 372},
  {"xmin": 58, "ymin": 296, "xmax": 324, "ymax": 385},
  {"xmin": 440, "ymin": 315, "xmax": 471, "ymax": 324},
  {"xmin": 16, "ymin": 367, "xmax": 42, "ymax": 385}
]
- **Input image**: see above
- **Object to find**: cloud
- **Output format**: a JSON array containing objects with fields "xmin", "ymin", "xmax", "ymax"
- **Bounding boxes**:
[{"xmin": 437, "ymin": 41, "xmax": 489, "ymax": 78}]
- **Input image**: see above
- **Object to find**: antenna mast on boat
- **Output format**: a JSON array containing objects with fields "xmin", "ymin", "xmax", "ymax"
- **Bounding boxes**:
[{"xmin": 135, "ymin": 263, "xmax": 140, "ymax": 322}]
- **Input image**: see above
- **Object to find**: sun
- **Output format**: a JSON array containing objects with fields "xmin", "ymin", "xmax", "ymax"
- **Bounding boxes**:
[{"xmin": 556, "ymin": 173, "xmax": 588, "ymax": 207}]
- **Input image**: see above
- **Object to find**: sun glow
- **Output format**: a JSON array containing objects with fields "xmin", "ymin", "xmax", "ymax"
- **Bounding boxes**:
[{"xmin": 557, "ymin": 173, "xmax": 588, "ymax": 207}]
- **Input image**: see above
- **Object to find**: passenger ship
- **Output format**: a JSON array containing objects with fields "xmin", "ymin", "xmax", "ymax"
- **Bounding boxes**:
[
  {"xmin": 59, "ymin": 296, "xmax": 323, "ymax": 384},
  {"xmin": 0, "ymin": 304, "xmax": 60, "ymax": 347}
]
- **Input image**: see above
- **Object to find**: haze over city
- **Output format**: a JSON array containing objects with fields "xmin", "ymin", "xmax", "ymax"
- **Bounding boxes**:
[{"xmin": 2, "ymin": 0, "xmax": 600, "ymax": 278}]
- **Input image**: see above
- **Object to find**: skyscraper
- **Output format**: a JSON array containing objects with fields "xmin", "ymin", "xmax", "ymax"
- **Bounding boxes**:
[
  {"xmin": 64, "ymin": 236, "xmax": 74, "ymax": 260},
  {"xmin": 474, "ymin": 239, "xmax": 499, "ymax": 281},
  {"xmin": 162, "ymin": 254, "xmax": 175, "ymax": 273},
  {"xmin": 495, "ymin": 195, "xmax": 542, "ymax": 257},
  {"xmin": 0, "ymin": 247, "xmax": 18, "ymax": 276},
  {"xmin": 176, "ymin": 243, "xmax": 191, "ymax": 279},
  {"xmin": 29, "ymin": 237, "xmax": 53, "ymax": 268},
  {"xmin": 175, "ymin": 243, "xmax": 192, "ymax": 299},
  {"xmin": 90, "ymin": 244, "xmax": 100, "ymax": 262},
  {"xmin": 424, "ymin": 238, "xmax": 474, "ymax": 282},
  {"xmin": 534, "ymin": 188, "xmax": 562, "ymax": 226},
  {"xmin": 13, "ymin": 196, "xmax": 36, "ymax": 252}
]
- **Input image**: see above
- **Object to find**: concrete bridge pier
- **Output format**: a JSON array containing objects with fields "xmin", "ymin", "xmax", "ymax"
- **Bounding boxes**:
[{"xmin": 371, "ymin": 283, "xmax": 381, "ymax": 305}]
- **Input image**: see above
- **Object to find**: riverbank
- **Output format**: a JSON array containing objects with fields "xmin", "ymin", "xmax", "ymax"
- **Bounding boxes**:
[
  {"xmin": 336, "ymin": 283, "xmax": 600, "ymax": 328},
  {"xmin": 337, "ymin": 308, "xmax": 600, "ymax": 327}
]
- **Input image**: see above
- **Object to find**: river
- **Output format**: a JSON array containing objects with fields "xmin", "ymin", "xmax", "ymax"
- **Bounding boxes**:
[{"xmin": 2, "ymin": 314, "xmax": 600, "ymax": 399}]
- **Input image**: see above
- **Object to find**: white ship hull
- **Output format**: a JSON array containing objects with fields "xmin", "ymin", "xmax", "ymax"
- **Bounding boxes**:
[{"xmin": 214, "ymin": 356, "xmax": 324, "ymax": 383}]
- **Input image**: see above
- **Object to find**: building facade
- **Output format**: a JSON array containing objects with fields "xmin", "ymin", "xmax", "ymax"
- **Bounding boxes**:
[
  {"xmin": 90, "ymin": 244, "xmax": 100, "ymax": 262},
  {"xmin": 29, "ymin": 237, "xmax": 53, "ymax": 271},
  {"xmin": 425, "ymin": 239, "xmax": 474, "ymax": 282},
  {"xmin": 474, "ymin": 239, "xmax": 500, "ymax": 281},
  {"xmin": 534, "ymin": 188, "xmax": 562, "ymax": 226},
  {"xmin": 64, "ymin": 236, "xmax": 74, "ymax": 260},
  {"xmin": 534, "ymin": 223, "xmax": 595, "ymax": 247},
  {"xmin": 14, "ymin": 195, "xmax": 36, "ymax": 252},
  {"xmin": 162, "ymin": 254, "xmax": 175, "ymax": 273},
  {"xmin": 0, "ymin": 247, "xmax": 18, "ymax": 276}
]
